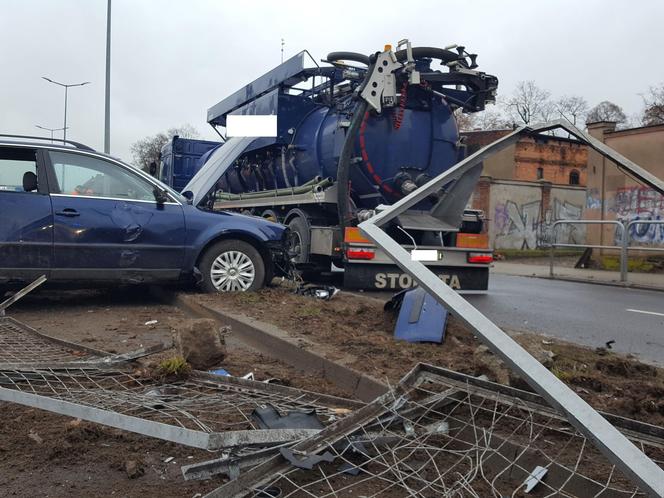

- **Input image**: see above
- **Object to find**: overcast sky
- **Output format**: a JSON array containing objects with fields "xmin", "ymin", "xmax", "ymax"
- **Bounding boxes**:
[{"xmin": 2, "ymin": 0, "xmax": 663, "ymax": 163}]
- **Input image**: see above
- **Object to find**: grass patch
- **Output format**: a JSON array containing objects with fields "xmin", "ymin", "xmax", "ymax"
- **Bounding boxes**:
[
  {"xmin": 295, "ymin": 304, "xmax": 323, "ymax": 317},
  {"xmin": 600, "ymin": 255, "xmax": 655, "ymax": 272},
  {"xmin": 497, "ymin": 248, "xmax": 584, "ymax": 259},
  {"xmin": 153, "ymin": 356, "xmax": 191, "ymax": 379}
]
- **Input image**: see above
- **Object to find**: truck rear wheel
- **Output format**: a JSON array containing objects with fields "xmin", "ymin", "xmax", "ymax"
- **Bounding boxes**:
[
  {"xmin": 199, "ymin": 240, "xmax": 265, "ymax": 293},
  {"xmin": 287, "ymin": 216, "xmax": 310, "ymax": 265}
]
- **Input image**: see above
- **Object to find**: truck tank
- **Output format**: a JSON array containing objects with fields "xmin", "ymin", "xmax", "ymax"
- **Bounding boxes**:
[
  {"xmin": 203, "ymin": 46, "xmax": 497, "ymax": 214},
  {"xmin": 217, "ymin": 88, "xmax": 459, "ymax": 211}
]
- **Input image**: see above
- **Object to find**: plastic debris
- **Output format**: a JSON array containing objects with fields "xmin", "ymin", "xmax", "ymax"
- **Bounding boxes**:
[{"xmin": 524, "ymin": 465, "xmax": 548, "ymax": 493}]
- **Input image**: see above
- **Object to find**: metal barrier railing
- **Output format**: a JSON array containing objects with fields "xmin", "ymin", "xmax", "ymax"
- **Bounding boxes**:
[{"xmin": 549, "ymin": 219, "xmax": 664, "ymax": 283}]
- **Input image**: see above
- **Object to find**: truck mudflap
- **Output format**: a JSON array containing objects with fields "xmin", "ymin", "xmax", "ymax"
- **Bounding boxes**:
[{"xmin": 343, "ymin": 263, "xmax": 489, "ymax": 292}]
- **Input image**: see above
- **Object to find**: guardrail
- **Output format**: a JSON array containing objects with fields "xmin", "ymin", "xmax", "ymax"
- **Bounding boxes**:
[{"xmin": 549, "ymin": 219, "xmax": 664, "ymax": 283}]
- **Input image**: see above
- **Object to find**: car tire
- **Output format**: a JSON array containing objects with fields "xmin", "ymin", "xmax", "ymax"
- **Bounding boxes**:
[{"xmin": 199, "ymin": 240, "xmax": 265, "ymax": 293}]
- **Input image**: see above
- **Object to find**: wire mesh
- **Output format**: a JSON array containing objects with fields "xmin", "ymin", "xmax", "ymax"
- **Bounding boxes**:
[
  {"xmin": 0, "ymin": 316, "xmax": 359, "ymax": 451},
  {"xmin": 0, "ymin": 367, "xmax": 357, "ymax": 445},
  {"xmin": 0, "ymin": 316, "xmax": 102, "ymax": 367},
  {"xmin": 227, "ymin": 367, "xmax": 664, "ymax": 498}
]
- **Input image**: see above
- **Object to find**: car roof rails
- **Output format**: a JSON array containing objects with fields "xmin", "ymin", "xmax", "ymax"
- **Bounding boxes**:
[{"xmin": 0, "ymin": 134, "xmax": 96, "ymax": 152}]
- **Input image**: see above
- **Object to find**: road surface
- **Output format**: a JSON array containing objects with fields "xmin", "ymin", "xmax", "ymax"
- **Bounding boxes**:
[{"xmin": 361, "ymin": 274, "xmax": 664, "ymax": 366}]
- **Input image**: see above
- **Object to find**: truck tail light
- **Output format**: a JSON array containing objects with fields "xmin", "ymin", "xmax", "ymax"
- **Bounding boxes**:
[
  {"xmin": 467, "ymin": 252, "xmax": 493, "ymax": 264},
  {"xmin": 346, "ymin": 248, "xmax": 375, "ymax": 260}
]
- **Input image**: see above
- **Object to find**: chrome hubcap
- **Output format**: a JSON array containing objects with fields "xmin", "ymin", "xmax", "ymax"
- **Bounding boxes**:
[{"xmin": 210, "ymin": 251, "xmax": 255, "ymax": 291}]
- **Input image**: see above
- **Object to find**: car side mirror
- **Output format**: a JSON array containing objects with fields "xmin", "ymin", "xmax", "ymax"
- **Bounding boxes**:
[
  {"xmin": 22, "ymin": 171, "xmax": 38, "ymax": 192},
  {"xmin": 181, "ymin": 190, "xmax": 194, "ymax": 205},
  {"xmin": 153, "ymin": 186, "xmax": 169, "ymax": 204}
]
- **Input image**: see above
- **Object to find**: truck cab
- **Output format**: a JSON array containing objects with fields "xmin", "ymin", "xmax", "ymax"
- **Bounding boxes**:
[{"xmin": 159, "ymin": 136, "xmax": 220, "ymax": 192}]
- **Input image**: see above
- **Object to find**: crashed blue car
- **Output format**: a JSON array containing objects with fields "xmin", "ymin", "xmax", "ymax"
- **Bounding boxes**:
[{"xmin": 0, "ymin": 135, "xmax": 290, "ymax": 293}]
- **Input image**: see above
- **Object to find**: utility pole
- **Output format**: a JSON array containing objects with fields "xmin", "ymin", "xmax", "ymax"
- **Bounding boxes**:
[
  {"xmin": 281, "ymin": 38, "xmax": 285, "ymax": 63},
  {"xmin": 42, "ymin": 78, "xmax": 90, "ymax": 143},
  {"xmin": 104, "ymin": 0, "xmax": 112, "ymax": 153}
]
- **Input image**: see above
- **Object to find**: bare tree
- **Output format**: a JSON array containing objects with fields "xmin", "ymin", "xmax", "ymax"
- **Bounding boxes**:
[
  {"xmin": 454, "ymin": 109, "xmax": 475, "ymax": 132},
  {"xmin": 641, "ymin": 83, "xmax": 664, "ymax": 125},
  {"xmin": 130, "ymin": 124, "xmax": 199, "ymax": 172},
  {"xmin": 455, "ymin": 107, "xmax": 509, "ymax": 132},
  {"xmin": 586, "ymin": 101, "xmax": 626, "ymax": 126},
  {"xmin": 555, "ymin": 95, "xmax": 588, "ymax": 126},
  {"xmin": 504, "ymin": 81, "xmax": 553, "ymax": 125}
]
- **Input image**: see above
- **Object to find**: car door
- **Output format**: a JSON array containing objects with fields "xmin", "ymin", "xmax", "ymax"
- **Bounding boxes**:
[
  {"xmin": 0, "ymin": 145, "xmax": 53, "ymax": 283},
  {"xmin": 45, "ymin": 150, "xmax": 186, "ymax": 283}
]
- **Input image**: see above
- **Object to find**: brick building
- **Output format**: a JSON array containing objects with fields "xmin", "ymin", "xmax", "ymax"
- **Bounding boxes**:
[
  {"xmin": 462, "ymin": 130, "xmax": 588, "ymax": 250},
  {"xmin": 463, "ymin": 130, "xmax": 588, "ymax": 186}
]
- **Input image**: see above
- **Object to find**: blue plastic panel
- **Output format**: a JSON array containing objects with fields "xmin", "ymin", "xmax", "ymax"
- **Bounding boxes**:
[{"xmin": 393, "ymin": 287, "xmax": 448, "ymax": 343}]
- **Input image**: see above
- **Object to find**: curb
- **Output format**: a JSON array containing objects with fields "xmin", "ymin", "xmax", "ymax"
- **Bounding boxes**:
[{"xmin": 168, "ymin": 292, "xmax": 389, "ymax": 403}]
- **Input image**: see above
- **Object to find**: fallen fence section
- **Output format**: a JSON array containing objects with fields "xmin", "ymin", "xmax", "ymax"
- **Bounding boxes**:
[
  {"xmin": 0, "ymin": 315, "xmax": 360, "ymax": 451},
  {"xmin": 1, "ymin": 313, "xmax": 663, "ymax": 497},
  {"xmin": 0, "ymin": 366, "xmax": 358, "ymax": 450},
  {"xmin": 206, "ymin": 364, "xmax": 664, "ymax": 497},
  {"xmin": 356, "ymin": 119, "xmax": 664, "ymax": 496}
]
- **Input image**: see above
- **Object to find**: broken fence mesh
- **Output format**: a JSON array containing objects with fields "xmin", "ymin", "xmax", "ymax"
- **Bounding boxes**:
[{"xmin": 215, "ymin": 366, "xmax": 664, "ymax": 498}]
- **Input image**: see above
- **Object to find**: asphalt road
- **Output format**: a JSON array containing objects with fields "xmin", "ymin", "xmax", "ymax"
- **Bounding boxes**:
[{"xmin": 361, "ymin": 274, "xmax": 664, "ymax": 366}]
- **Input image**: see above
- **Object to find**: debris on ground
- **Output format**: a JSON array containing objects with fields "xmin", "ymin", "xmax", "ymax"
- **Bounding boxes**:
[
  {"xmin": 294, "ymin": 283, "xmax": 340, "ymax": 300},
  {"xmin": 1, "ymin": 287, "xmax": 663, "ymax": 497},
  {"xmin": 386, "ymin": 287, "xmax": 448, "ymax": 343},
  {"xmin": 125, "ymin": 459, "xmax": 145, "ymax": 479},
  {"xmin": 200, "ymin": 286, "xmax": 664, "ymax": 426},
  {"xmin": 174, "ymin": 318, "xmax": 227, "ymax": 370},
  {"xmin": 205, "ymin": 364, "xmax": 664, "ymax": 497}
]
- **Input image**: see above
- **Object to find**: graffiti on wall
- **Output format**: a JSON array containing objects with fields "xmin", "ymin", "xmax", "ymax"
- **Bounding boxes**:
[
  {"xmin": 494, "ymin": 199, "xmax": 584, "ymax": 249},
  {"xmin": 612, "ymin": 186, "xmax": 664, "ymax": 245},
  {"xmin": 586, "ymin": 188, "xmax": 601, "ymax": 209}
]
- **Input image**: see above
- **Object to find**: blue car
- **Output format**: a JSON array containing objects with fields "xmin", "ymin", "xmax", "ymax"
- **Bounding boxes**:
[{"xmin": 0, "ymin": 135, "xmax": 290, "ymax": 293}]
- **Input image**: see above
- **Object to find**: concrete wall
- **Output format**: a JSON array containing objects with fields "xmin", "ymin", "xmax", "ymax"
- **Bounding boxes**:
[
  {"xmin": 485, "ymin": 179, "xmax": 586, "ymax": 249},
  {"xmin": 585, "ymin": 122, "xmax": 664, "ymax": 247}
]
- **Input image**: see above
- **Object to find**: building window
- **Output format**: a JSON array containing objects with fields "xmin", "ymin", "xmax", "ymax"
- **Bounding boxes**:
[
  {"xmin": 536, "ymin": 167, "xmax": 544, "ymax": 180},
  {"xmin": 569, "ymin": 170, "xmax": 580, "ymax": 185}
]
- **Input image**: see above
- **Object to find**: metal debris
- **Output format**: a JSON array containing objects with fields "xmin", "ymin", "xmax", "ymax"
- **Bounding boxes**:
[
  {"xmin": 206, "ymin": 364, "xmax": 664, "ymax": 497},
  {"xmin": 0, "ymin": 275, "xmax": 47, "ymax": 316}
]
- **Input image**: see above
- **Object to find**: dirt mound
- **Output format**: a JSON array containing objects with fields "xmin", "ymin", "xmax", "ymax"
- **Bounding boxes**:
[{"xmin": 199, "ymin": 286, "xmax": 664, "ymax": 426}]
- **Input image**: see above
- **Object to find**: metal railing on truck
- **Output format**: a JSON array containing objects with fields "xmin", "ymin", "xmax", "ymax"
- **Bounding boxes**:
[{"xmin": 549, "ymin": 219, "xmax": 664, "ymax": 283}]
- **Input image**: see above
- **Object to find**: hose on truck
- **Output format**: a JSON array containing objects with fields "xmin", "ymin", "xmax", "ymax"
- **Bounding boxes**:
[{"xmin": 336, "ymin": 50, "xmax": 376, "ymax": 235}]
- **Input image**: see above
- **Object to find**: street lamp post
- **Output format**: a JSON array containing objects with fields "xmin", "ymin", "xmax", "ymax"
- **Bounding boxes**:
[
  {"xmin": 42, "ymin": 77, "xmax": 90, "ymax": 143},
  {"xmin": 35, "ymin": 125, "xmax": 68, "ymax": 143},
  {"xmin": 104, "ymin": 0, "xmax": 112, "ymax": 153}
]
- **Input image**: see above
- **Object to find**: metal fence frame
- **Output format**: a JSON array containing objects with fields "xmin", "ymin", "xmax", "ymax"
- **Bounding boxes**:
[
  {"xmin": 550, "ymin": 219, "xmax": 664, "ymax": 283},
  {"xmin": 356, "ymin": 119, "xmax": 664, "ymax": 496}
]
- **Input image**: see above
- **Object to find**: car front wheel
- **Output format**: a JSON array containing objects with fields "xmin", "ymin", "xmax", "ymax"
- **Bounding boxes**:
[{"xmin": 199, "ymin": 240, "xmax": 266, "ymax": 293}]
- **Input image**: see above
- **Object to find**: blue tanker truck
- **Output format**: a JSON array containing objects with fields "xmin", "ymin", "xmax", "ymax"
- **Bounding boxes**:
[{"xmin": 164, "ymin": 41, "xmax": 498, "ymax": 291}]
